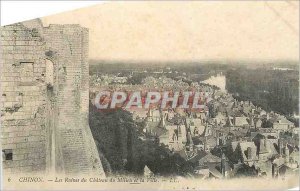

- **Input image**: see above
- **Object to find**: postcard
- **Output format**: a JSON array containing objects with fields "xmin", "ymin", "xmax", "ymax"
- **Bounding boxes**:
[{"xmin": 0, "ymin": 1, "xmax": 299, "ymax": 190}]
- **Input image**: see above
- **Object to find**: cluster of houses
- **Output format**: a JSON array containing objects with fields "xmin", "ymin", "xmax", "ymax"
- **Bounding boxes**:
[
  {"xmin": 90, "ymin": 74, "xmax": 128, "ymax": 86},
  {"xmin": 91, "ymin": 74, "xmax": 299, "ymax": 179},
  {"xmin": 128, "ymin": 81, "xmax": 299, "ymax": 179}
]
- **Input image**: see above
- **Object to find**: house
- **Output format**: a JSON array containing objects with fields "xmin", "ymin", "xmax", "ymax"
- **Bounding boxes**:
[
  {"xmin": 225, "ymin": 115, "xmax": 249, "ymax": 127},
  {"xmin": 197, "ymin": 152, "xmax": 222, "ymax": 166},
  {"xmin": 200, "ymin": 136, "xmax": 218, "ymax": 151},
  {"xmin": 234, "ymin": 116, "xmax": 249, "ymax": 127},
  {"xmin": 255, "ymin": 160, "xmax": 273, "ymax": 177},
  {"xmin": 229, "ymin": 141, "xmax": 258, "ymax": 166},
  {"xmin": 144, "ymin": 165, "xmax": 154, "ymax": 177},
  {"xmin": 213, "ymin": 127, "xmax": 232, "ymax": 145},
  {"xmin": 194, "ymin": 166, "xmax": 210, "ymax": 178},
  {"xmin": 272, "ymin": 157, "xmax": 294, "ymax": 178},
  {"xmin": 185, "ymin": 118, "xmax": 206, "ymax": 136},
  {"xmin": 146, "ymin": 109, "xmax": 162, "ymax": 122},
  {"xmin": 159, "ymin": 124, "xmax": 187, "ymax": 151},
  {"xmin": 258, "ymin": 138, "xmax": 278, "ymax": 161},
  {"xmin": 166, "ymin": 111, "xmax": 175, "ymax": 121},
  {"xmin": 229, "ymin": 128, "xmax": 249, "ymax": 141},
  {"xmin": 251, "ymin": 128, "xmax": 278, "ymax": 140},
  {"xmin": 207, "ymin": 164, "xmax": 223, "ymax": 179},
  {"xmin": 112, "ymin": 76, "xmax": 127, "ymax": 84},
  {"xmin": 193, "ymin": 164, "xmax": 227, "ymax": 179},
  {"xmin": 285, "ymin": 144, "xmax": 299, "ymax": 169},
  {"xmin": 189, "ymin": 151, "xmax": 221, "ymax": 167},
  {"xmin": 272, "ymin": 117, "xmax": 295, "ymax": 132},
  {"xmin": 232, "ymin": 162, "xmax": 258, "ymax": 178},
  {"xmin": 253, "ymin": 118, "xmax": 262, "ymax": 129},
  {"xmin": 239, "ymin": 142, "xmax": 259, "ymax": 164},
  {"xmin": 195, "ymin": 112, "xmax": 208, "ymax": 122},
  {"xmin": 213, "ymin": 112, "xmax": 227, "ymax": 126},
  {"xmin": 131, "ymin": 109, "xmax": 148, "ymax": 121},
  {"xmin": 242, "ymin": 102, "xmax": 255, "ymax": 115},
  {"xmin": 292, "ymin": 127, "xmax": 299, "ymax": 135},
  {"xmin": 191, "ymin": 151, "xmax": 231, "ymax": 179},
  {"xmin": 203, "ymin": 124, "xmax": 213, "ymax": 137}
]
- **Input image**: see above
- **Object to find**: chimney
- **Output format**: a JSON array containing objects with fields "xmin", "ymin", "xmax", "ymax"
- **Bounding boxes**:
[
  {"xmin": 221, "ymin": 153, "xmax": 226, "ymax": 178},
  {"xmin": 278, "ymin": 139, "xmax": 283, "ymax": 156},
  {"xmin": 247, "ymin": 147, "xmax": 252, "ymax": 160},
  {"xmin": 147, "ymin": 108, "xmax": 151, "ymax": 117},
  {"xmin": 253, "ymin": 118, "xmax": 258, "ymax": 130},
  {"xmin": 233, "ymin": 116, "xmax": 236, "ymax": 126},
  {"xmin": 285, "ymin": 144, "xmax": 290, "ymax": 163},
  {"xmin": 204, "ymin": 136, "xmax": 208, "ymax": 151},
  {"xmin": 249, "ymin": 115, "xmax": 253, "ymax": 126},
  {"xmin": 160, "ymin": 113, "xmax": 166, "ymax": 128},
  {"xmin": 264, "ymin": 138, "xmax": 267, "ymax": 147},
  {"xmin": 216, "ymin": 127, "xmax": 220, "ymax": 141},
  {"xmin": 259, "ymin": 139, "xmax": 267, "ymax": 155},
  {"xmin": 186, "ymin": 132, "xmax": 194, "ymax": 147},
  {"xmin": 272, "ymin": 163, "xmax": 276, "ymax": 178}
]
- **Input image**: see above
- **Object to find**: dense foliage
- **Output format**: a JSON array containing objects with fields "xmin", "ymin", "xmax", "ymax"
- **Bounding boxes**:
[
  {"xmin": 89, "ymin": 103, "xmax": 193, "ymax": 176},
  {"xmin": 226, "ymin": 69, "xmax": 299, "ymax": 117}
]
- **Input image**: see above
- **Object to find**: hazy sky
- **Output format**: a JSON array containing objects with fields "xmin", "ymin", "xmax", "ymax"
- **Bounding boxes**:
[{"xmin": 42, "ymin": 1, "xmax": 299, "ymax": 62}]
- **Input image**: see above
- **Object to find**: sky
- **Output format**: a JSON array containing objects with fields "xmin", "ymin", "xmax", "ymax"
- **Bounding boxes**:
[{"xmin": 42, "ymin": 1, "xmax": 299, "ymax": 63}]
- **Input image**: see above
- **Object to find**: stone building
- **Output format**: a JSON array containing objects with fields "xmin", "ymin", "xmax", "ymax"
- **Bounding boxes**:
[{"xmin": 1, "ymin": 19, "xmax": 104, "ymax": 176}]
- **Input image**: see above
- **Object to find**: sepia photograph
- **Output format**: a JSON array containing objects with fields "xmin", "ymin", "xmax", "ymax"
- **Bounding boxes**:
[{"xmin": 0, "ymin": 1, "xmax": 299, "ymax": 190}]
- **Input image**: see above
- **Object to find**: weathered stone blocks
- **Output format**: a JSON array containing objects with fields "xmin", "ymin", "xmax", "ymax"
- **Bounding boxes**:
[{"xmin": 1, "ymin": 19, "xmax": 104, "ymax": 176}]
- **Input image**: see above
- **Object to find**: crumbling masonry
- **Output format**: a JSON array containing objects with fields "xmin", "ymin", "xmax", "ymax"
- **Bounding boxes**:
[{"xmin": 0, "ymin": 19, "xmax": 105, "ymax": 175}]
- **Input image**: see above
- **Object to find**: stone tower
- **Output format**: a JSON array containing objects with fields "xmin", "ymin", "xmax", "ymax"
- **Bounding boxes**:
[{"xmin": 0, "ymin": 19, "xmax": 105, "ymax": 176}]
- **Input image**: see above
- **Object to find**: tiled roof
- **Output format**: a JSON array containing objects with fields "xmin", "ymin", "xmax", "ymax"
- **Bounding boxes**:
[
  {"xmin": 235, "ymin": 117, "xmax": 249, "ymax": 126},
  {"xmin": 207, "ymin": 164, "xmax": 223, "ymax": 178},
  {"xmin": 188, "ymin": 150, "xmax": 208, "ymax": 163},
  {"xmin": 258, "ymin": 139, "xmax": 278, "ymax": 157},
  {"xmin": 206, "ymin": 136, "xmax": 217, "ymax": 148},
  {"xmin": 231, "ymin": 141, "xmax": 239, "ymax": 152},
  {"xmin": 176, "ymin": 149, "xmax": 189, "ymax": 161},
  {"xmin": 239, "ymin": 142, "xmax": 258, "ymax": 161},
  {"xmin": 198, "ymin": 153, "xmax": 222, "ymax": 165}
]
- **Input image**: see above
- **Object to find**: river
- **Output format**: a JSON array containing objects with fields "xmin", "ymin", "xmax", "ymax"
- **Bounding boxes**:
[{"xmin": 202, "ymin": 73, "xmax": 226, "ymax": 92}]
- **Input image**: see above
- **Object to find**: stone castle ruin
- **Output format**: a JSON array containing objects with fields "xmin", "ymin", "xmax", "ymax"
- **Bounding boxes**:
[{"xmin": 0, "ymin": 19, "xmax": 104, "ymax": 176}]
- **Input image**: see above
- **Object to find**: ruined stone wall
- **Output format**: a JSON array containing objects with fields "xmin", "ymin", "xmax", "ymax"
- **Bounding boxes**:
[
  {"xmin": 1, "ymin": 19, "xmax": 104, "ymax": 176},
  {"xmin": 1, "ymin": 22, "xmax": 47, "ymax": 173},
  {"xmin": 42, "ymin": 24, "xmax": 104, "ymax": 175}
]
